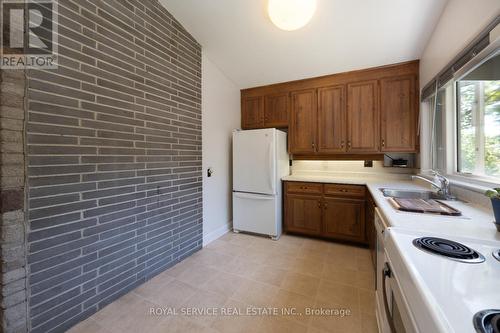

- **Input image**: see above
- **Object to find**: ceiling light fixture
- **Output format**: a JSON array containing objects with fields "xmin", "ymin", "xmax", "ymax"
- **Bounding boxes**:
[{"xmin": 268, "ymin": 0, "xmax": 317, "ymax": 31}]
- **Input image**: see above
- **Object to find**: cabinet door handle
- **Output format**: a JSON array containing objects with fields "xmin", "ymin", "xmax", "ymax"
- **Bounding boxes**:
[{"xmin": 381, "ymin": 139, "xmax": 385, "ymax": 148}]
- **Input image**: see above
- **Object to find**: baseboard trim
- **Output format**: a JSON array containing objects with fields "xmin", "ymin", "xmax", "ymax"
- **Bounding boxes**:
[{"xmin": 203, "ymin": 222, "xmax": 231, "ymax": 247}]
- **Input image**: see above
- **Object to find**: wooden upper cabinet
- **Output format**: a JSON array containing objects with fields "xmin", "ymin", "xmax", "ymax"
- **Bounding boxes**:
[
  {"xmin": 241, "ymin": 96, "xmax": 264, "ymax": 129},
  {"xmin": 241, "ymin": 60, "xmax": 419, "ymax": 156},
  {"xmin": 317, "ymin": 85, "xmax": 346, "ymax": 153},
  {"xmin": 285, "ymin": 194, "xmax": 322, "ymax": 236},
  {"xmin": 380, "ymin": 75, "xmax": 416, "ymax": 152},
  {"xmin": 347, "ymin": 80, "xmax": 379, "ymax": 153},
  {"xmin": 264, "ymin": 93, "xmax": 289, "ymax": 128},
  {"xmin": 322, "ymin": 197, "xmax": 365, "ymax": 242},
  {"xmin": 290, "ymin": 89, "xmax": 317, "ymax": 154}
]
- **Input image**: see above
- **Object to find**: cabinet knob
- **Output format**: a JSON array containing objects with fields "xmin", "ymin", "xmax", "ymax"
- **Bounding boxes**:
[
  {"xmin": 311, "ymin": 142, "xmax": 316, "ymax": 149},
  {"xmin": 317, "ymin": 201, "xmax": 322, "ymax": 208},
  {"xmin": 347, "ymin": 141, "xmax": 351, "ymax": 149},
  {"xmin": 381, "ymin": 139, "xmax": 385, "ymax": 148},
  {"xmin": 341, "ymin": 141, "xmax": 345, "ymax": 148},
  {"xmin": 324, "ymin": 203, "xmax": 328, "ymax": 209}
]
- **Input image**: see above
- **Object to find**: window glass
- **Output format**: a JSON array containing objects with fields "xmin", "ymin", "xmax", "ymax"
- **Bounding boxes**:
[
  {"xmin": 432, "ymin": 90, "xmax": 446, "ymax": 173},
  {"xmin": 457, "ymin": 54, "xmax": 500, "ymax": 178}
]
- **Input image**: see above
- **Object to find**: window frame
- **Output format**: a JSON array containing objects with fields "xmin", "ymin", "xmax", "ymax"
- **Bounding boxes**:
[
  {"xmin": 453, "ymin": 62, "xmax": 500, "ymax": 183},
  {"xmin": 428, "ymin": 51, "xmax": 500, "ymax": 189}
]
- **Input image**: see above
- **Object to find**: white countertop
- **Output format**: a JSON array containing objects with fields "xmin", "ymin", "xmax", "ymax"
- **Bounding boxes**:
[
  {"xmin": 282, "ymin": 174, "xmax": 500, "ymax": 242},
  {"xmin": 386, "ymin": 228, "xmax": 500, "ymax": 333}
]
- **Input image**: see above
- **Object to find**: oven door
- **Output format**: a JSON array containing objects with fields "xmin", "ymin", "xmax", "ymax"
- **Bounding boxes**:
[
  {"xmin": 380, "ymin": 260, "xmax": 418, "ymax": 333},
  {"xmin": 375, "ymin": 208, "xmax": 391, "ymax": 333},
  {"xmin": 375, "ymin": 208, "xmax": 416, "ymax": 333}
]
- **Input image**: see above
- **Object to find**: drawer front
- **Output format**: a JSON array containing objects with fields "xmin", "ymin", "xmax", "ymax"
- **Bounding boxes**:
[
  {"xmin": 324, "ymin": 184, "xmax": 366, "ymax": 198},
  {"xmin": 286, "ymin": 182, "xmax": 323, "ymax": 194}
]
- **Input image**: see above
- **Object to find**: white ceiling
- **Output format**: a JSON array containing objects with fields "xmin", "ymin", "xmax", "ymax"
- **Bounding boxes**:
[{"xmin": 161, "ymin": 0, "xmax": 448, "ymax": 89}]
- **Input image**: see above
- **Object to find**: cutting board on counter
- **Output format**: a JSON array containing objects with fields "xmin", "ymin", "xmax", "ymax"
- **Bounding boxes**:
[{"xmin": 388, "ymin": 198, "xmax": 462, "ymax": 216}]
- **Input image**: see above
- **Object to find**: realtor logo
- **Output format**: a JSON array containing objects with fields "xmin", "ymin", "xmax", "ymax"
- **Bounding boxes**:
[{"xmin": 1, "ymin": 0, "xmax": 58, "ymax": 69}]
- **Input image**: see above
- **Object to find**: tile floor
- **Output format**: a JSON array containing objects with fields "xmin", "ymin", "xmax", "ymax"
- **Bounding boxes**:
[{"xmin": 69, "ymin": 232, "xmax": 378, "ymax": 333}]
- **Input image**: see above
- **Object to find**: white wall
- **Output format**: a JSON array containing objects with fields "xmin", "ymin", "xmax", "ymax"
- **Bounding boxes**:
[
  {"xmin": 202, "ymin": 53, "xmax": 240, "ymax": 245},
  {"xmin": 419, "ymin": 0, "xmax": 500, "ymax": 88}
]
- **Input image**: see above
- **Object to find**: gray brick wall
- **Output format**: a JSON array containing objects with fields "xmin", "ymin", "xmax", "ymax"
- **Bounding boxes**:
[{"xmin": 25, "ymin": 1, "xmax": 202, "ymax": 332}]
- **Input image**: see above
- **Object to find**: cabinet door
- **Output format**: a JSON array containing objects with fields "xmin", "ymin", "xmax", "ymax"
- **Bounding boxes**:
[
  {"xmin": 380, "ymin": 75, "xmax": 416, "ymax": 152},
  {"xmin": 322, "ymin": 197, "xmax": 365, "ymax": 242},
  {"xmin": 317, "ymin": 85, "xmax": 346, "ymax": 153},
  {"xmin": 264, "ymin": 93, "xmax": 289, "ymax": 128},
  {"xmin": 285, "ymin": 194, "xmax": 322, "ymax": 235},
  {"xmin": 347, "ymin": 81, "xmax": 379, "ymax": 153},
  {"xmin": 290, "ymin": 89, "xmax": 317, "ymax": 154},
  {"xmin": 241, "ymin": 96, "xmax": 264, "ymax": 129}
]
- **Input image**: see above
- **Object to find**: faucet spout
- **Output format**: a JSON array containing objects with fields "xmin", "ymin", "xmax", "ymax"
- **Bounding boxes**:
[
  {"xmin": 411, "ymin": 172, "xmax": 455, "ymax": 200},
  {"xmin": 411, "ymin": 175, "xmax": 441, "ymax": 190}
]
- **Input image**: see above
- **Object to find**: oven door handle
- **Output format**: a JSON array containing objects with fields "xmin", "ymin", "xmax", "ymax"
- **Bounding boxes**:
[{"xmin": 383, "ymin": 262, "xmax": 397, "ymax": 333}]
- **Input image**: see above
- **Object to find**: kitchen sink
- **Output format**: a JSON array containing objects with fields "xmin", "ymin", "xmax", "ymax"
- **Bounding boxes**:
[
  {"xmin": 380, "ymin": 188, "xmax": 462, "ymax": 216},
  {"xmin": 380, "ymin": 188, "xmax": 444, "ymax": 200}
]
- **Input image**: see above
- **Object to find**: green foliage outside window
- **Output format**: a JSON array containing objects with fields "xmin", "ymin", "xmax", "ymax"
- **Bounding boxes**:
[{"xmin": 458, "ymin": 80, "xmax": 500, "ymax": 177}]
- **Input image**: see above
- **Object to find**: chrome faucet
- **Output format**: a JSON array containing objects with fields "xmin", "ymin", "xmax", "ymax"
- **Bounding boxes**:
[{"xmin": 411, "ymin": 171, "xmax": 454, "ymax": 200}]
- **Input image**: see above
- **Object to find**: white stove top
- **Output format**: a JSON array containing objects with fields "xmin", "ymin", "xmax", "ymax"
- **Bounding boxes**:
[{"xmin": 385, "ymin": 228, "xmax": 500, "ymax": 333}]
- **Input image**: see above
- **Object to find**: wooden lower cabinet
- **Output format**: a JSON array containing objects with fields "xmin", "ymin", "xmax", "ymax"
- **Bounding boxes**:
[
  {"xmin": 285, "ymin": 194, "xmax": 322, "ymax": 236},
  {"xmin": 284, "ymin": 181, "xmax": 367, "ymax": 244},
  {"xmin": 322, "ymin": 197, "xmax": 365, "ymax": 242}
]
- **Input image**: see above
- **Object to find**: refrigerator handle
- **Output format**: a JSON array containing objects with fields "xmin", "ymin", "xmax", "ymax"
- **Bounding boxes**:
[
  {"xmin": 268, "ymin": 140, "xmax": 275, "ymax": 193},
  {"xmin": 233, "ymin": 192, "xmax": 275, "ymax": 200}
]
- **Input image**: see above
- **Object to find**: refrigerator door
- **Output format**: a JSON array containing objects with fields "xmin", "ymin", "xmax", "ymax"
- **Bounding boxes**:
[
  {"xmin": 232, "ymin": 192, "xmax": 279, "ymax": 237},
  {"xmin": 233, "ymin": 129, "xmax": 276, "ymax": 195}
]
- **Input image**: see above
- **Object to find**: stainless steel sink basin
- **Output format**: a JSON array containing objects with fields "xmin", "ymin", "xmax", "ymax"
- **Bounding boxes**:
[{"xmin": 380, "ymin": 188, "xmax": 444, "ymax": 200}]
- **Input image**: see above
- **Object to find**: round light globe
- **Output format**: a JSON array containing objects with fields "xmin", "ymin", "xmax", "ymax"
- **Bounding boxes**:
[{"xmin": 268, "ymin": 0, "xmax": 317, "ymax": 31}]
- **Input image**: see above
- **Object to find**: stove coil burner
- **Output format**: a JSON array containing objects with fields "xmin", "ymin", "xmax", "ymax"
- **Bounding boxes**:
[
  {"xmin": 413, "ymin": 237, "xmax": 485, "ymax": 263},
  {"xmin": 473, "ymin": 309, "xmax": 500, "ymax": 333},
  {"xmin": 493, "ymin": 250, "xmax": 500, "ymax": 263}
]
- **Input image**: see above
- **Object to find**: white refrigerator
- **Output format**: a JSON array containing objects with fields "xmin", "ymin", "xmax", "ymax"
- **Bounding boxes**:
[{"xmin": 232, "ymin": 128, "xmax": 289, "ymax": 240}]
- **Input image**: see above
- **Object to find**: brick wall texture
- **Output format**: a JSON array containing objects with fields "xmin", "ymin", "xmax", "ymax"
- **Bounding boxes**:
[
  {"xmin": 0, "ymin": 68, "xmax": 28, "ymax": 333},
  {"xmin": 24, "ymin": 1, "xmax": 203, "ymax": 332}
]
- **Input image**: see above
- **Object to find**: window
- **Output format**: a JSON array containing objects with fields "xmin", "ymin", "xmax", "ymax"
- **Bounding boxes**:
[
  {"xmin": 456, "ymin": 55, "xmax": 500, "ymax": 178},
  {"xmin": 431, "ymin": 90, "xmax": 446, "ymax": 173}
]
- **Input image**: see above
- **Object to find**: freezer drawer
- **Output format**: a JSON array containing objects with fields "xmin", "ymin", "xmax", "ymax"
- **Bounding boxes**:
[{"xmin": 232, "ymin": 192, "xmax": 281, "ymax": 238}]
